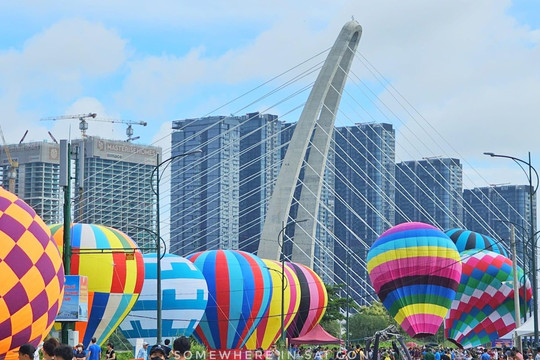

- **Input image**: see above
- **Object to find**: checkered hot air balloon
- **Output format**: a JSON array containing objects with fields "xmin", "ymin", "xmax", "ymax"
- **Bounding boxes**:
[
  {"xmin": 445, "ymin": 228, "xmax": 508, "ymax": 257},
  {"xmin": 445, "ymin": 249, "xmax": 532, "ymax": 349},
  {"xmin": 244, "ymin": 259, "xmax": 301, "ymax": 350},
  {"xmin": 119, "ymin": 253, "xmax": 208, "ymax": 345},
  {"xmin": 286, "ymin": 262, "xmax": 328, "ymax": 339},
  {"xmin": 187, "ymin": 250, "xmax": 272, "ymax": 350},
  {"xmin": 367, "ymin": 222, "xmax": 462, "ymax": 338},
  {"xmin": 50, "ymin": 223, "xmax": 144, "ymax": 347},
  {"xmin": 0, "ymin": 187, "xmax": 64, "ymax": 360}
]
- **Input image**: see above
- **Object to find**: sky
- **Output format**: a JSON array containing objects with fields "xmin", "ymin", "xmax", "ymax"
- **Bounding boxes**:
[{"xmin": 1, "ymin": 0, "xmax": 539, "ymax": 189}]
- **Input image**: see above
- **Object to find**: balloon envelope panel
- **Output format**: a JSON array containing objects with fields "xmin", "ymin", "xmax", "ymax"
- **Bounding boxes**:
[
  {"xmin": 444, "ymin": 249, "xmax": 532, "ymax": 348},
  {"xmin": 367, "ymin": 222, "xmax": 462, "ymax": 338},
  {"xmin": 445, "ymin": 228, "xmax": 508, "ymax": 257},
  {"xmin": 0, "ymin": 188, "xmax": 65, "ymax": 360},
  {"xmin": 119, "ymin": 253, "xmax": 208, "ymax": 345},
  {"xmin": 187, "ymin": 250, "xmax": 272, "ymax": 350},
  {"xmin": 244, "ymin": 259, "xmax": 301, "ymax": 350},
  {"xmin": 286, "ymin": 262, "xmax": 328, "ymax": 339},
  {"xmin": 50, "ymin": 223, "xmax": 144, "ymax": 346}
]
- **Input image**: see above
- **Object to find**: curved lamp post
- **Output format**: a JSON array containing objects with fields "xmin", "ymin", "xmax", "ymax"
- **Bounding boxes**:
[
  {"xmin": 484, "ymin": 151, "xmax": 539, "ymax": 345},
  {"xmin": 277, "ymin": 219, "xmax": 307, "ymax": 350},
  {"xmin": 150, "ymin": 149, "xmax": 202, "ymax": 344}
]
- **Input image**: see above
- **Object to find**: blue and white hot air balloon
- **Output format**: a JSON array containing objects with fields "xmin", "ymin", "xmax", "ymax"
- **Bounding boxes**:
[{"xmin": 119, "ymin": 253, "xmax": 208, "ymax": 345}]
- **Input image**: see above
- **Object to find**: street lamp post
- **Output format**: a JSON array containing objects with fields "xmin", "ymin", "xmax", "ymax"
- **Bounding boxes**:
[
  {"xmin": 150, "ymin": 149, "xmax": 202, "ymax": 344},
  {"xmin": 277, "ymin": 219, "xmax": 307, "ymax": 351},
  {"xmin": 484, "ymin": 151, "xmax": 539, "ymax": 345}
]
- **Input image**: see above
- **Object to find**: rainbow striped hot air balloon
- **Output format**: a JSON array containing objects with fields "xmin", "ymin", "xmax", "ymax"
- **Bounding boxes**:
[
  {"xmin": 445, "ymin": 249, "xmax": 532, "ymax": 349},
  {"xmin": 286, "ymin": 262, "xmax": 327, "ymax": 339},
  {"xmin": 367, "ymin": 222, "xmax": 462, "ymax": 338},
  {"xmin": 187, "ymin": 250, "xmax": 272, "ymax": 350},
  {"xmin": 244, "ymin": 259, "xmax": 301, "ymax": 350},
  {"xmin": 50, "ymin": 223, "xmax": 144, "ymax": 347},
  {"xmin": 119, "ymin": 253, "xmax": 208, "ymax": 345},
  {"xmin": 0, "ymin": 187, "xmax": 64, "ymax": 360},
  {"xmin": 445, "ymin": 228, "xmax": 508, "ymax": 257}
]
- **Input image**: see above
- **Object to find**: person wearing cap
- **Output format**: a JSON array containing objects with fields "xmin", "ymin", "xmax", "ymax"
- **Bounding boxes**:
[
  {"xmin": 74, "ymin": 343, "xmax": 87, "ymax": 360},
  {"xmin": 136, "ymin": 342, "xmax": 149, "ymax": 360},
  {"xmin": 18, "ymin": 343, "xmax": 36, "ymax": 360},
  {"xmin": 173, "ymin": 336, "xmax": 191, "ymax": 360},
  {"xmin": 149, "ymin": 345, "xmax": 167, "ymax": 360}
]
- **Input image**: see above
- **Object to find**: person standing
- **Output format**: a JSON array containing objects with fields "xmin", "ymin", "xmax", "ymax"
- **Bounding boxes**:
[
  {"xmin": 18, "ymin": 344, "xmax": 36, "ymax": 360},
  {"xmin": 173, "ymin": 337, "xmax": 191, "ymax": 360},
  {"xmin": 87, "ymin": 338, "xmax": 101, "ymax": 360},
  {"xmin": 137, "ymin": 342, "xmax": 149, "ymax": 360},
  {"xmin": 480, "ymin": 349, "xmax": 491, "ymax": 360},
  {"xmin": 54, "ymin": 345, "xmax": 74, "ymax": 360},
  {"xmin": 163, "ymin": 340, "xmax": 172, "ymax": 359},
  {"xmin": 74, "ymin": 343, "xmax": 86, "ymax": 360},
  {"xmin": 269, "ymin": 344, "xmax": 280, "ymax": 360},
  {"xmin": 105, "ymin": 343, "xmax": 116, "ymax": 360},
  {"xmin": 42, "ymin": 338, "xmax": 59, "ymax": 360}
]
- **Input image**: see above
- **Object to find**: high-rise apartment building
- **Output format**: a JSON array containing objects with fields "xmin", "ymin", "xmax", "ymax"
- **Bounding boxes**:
[
  {"xmin": 239, "ymin": 113, "xmax": 282, "ymax": 254},
  {"xmin": 170, "ymin": 116, "xmax": 241, "ymax": 255},
  {"xmin": 334, "ymin": 123, "xmax": 395, "ymax": 305},
  {"xmin": 0, "ymin": 141, "xmax": 62, "ymax": 225},
  {"xmin": 395, "ymin": 157, "xmax": 463, "ymax": 230},
  {"xmin": 72, "ymin": 137, "xmax": 161, "ymax": 249},
  {"xmin": 1, "ymin": 137, "xmax": 160, "ymax": 249},
  {"xmin": 463, "ymin": 184, "xmax": 536, "ymax": 259}
]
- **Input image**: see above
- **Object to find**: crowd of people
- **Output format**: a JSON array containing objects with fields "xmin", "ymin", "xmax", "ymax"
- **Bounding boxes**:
[{"xmin": 15, "ymin": 335, "xmax": 192, "ymax": 360}]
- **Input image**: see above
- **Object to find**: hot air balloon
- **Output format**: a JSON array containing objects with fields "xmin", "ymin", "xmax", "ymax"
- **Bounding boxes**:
[
  {"xmin": 187, "ymin": 250, "xmax": 272, "ymax": 350},
  {"xmin": 119, "ymin": 253, "xmax": 208, "ymax": 345},
  {"xmin": 244, "ymin": 259, "xmax": 301, "ymax": 350},
  {"xmin": 0, "ymin": 187, "xmax": 64, "ymax": 360},
  {"xmin": 445, "ymin": 249, "xmax": 532, "ymax": 348},
  {"xmin": 50, "ymin": 223, "xmax": 144, "ymax": 347},
  {"xmin": 445, "ymin": 228, "xmax": 508, "ymax": 257},
  {"xmin": 367, "ymin": 222, "xmax": 462, "ymax": 338},
  {"xmin": 286, "ymin": 262, "xmax": 328, "ymax": 339}
]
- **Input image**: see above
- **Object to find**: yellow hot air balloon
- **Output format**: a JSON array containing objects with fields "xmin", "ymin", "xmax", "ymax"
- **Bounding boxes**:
[{"xmin": 244, "ymin": 259, "xmax": 301, "ymax": 350}]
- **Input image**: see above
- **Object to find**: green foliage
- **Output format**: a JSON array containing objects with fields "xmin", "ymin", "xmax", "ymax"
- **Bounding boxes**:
[
  {"xmin": 189, "ymin": 340, "xmax": 207, "ymax": 360},
  {"xmin": 348, "ymin": 301, "xmax": 393, "ymax": 341},
  {"xmin": 321, "ymin": 283, "xmax": 359, "ymax": 323},
  {"xmin": 320, "ymin": 320, "xmax": 342, "ymax": 338},
  {"xmin": 105, "ymin": 328, "xmax": 134, "ymax": 351},
  {"xmin": 116, "ymin": 352, "xmax": 134, "ymax": 360}
]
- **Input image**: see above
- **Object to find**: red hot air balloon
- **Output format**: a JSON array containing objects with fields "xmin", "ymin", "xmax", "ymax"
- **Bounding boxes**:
[
  {"xmin": 286, "ymin": 262, "xmax": 328, "ymax": 339},
  {"xmin": 187, "ymin": 250, "xmax": 273, "ymax": 350}
]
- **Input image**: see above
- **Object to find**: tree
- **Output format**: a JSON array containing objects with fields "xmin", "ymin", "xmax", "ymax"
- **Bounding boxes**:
[
  {"xmin": 321, "ymin": 283, "xmax": 359, "ymax": 323},
  {"xmin": 348, "ymin": 301, "xmax": 393, "ymax": 341}
]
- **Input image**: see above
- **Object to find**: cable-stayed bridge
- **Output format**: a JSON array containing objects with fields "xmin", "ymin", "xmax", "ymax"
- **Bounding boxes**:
[{"xmin": 2, "ymin": 20, "xmax": 534, "ymax": 307}]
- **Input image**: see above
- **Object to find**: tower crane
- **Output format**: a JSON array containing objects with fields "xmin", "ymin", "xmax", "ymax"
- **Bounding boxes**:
[
  {"xmin": 92, "ymin": 118, "xmax": 148, "ymax": 142},
  {"xmin": 41, "ymin": 113, "xmax": 97, "ymax": 138},
  {"xmin": 0, "ymin": 125, "xmax": 18, "ymax": 193}
]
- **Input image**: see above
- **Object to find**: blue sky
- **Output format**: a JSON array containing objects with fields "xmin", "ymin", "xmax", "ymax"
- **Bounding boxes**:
[{"xmin": 1, "ymin": 1, "xmax": 539, "ymax": 188}]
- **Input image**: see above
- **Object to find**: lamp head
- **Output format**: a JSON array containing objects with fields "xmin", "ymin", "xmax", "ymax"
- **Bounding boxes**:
[{"xmin": 483, "ymin": 152, "xmax": 495, "ymax": 157}]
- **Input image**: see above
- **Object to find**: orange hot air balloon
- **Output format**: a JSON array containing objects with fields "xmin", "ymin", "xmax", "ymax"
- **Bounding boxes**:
[
  {"xmin": 50, "ymin": 223, "xmax": 144, "ymax": 346},
  {"xmin": 0, "ymin": 187, "xmax": 64, "ymax": 360},
  {"xmin": 244, "ymin": 259, "xmax": 301, "ymax": 350}
]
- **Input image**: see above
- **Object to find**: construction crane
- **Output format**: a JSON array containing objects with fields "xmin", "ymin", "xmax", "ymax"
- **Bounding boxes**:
[
  {"xmin": 41, "ymin": 113, "xmax": 97, "ymax": 138},
  {"xmin": 0, "ymin": 125, "xmax": 18, "ymax": 193},
  {"xmin": 92, "ymin": 118, "xmax": 148, "ymax": 142}
]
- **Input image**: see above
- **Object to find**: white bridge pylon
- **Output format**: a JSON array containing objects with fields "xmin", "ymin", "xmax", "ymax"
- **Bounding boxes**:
[{"xmin": 257, "ymin": 20, "xmax": 363, "ymax": 267}]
